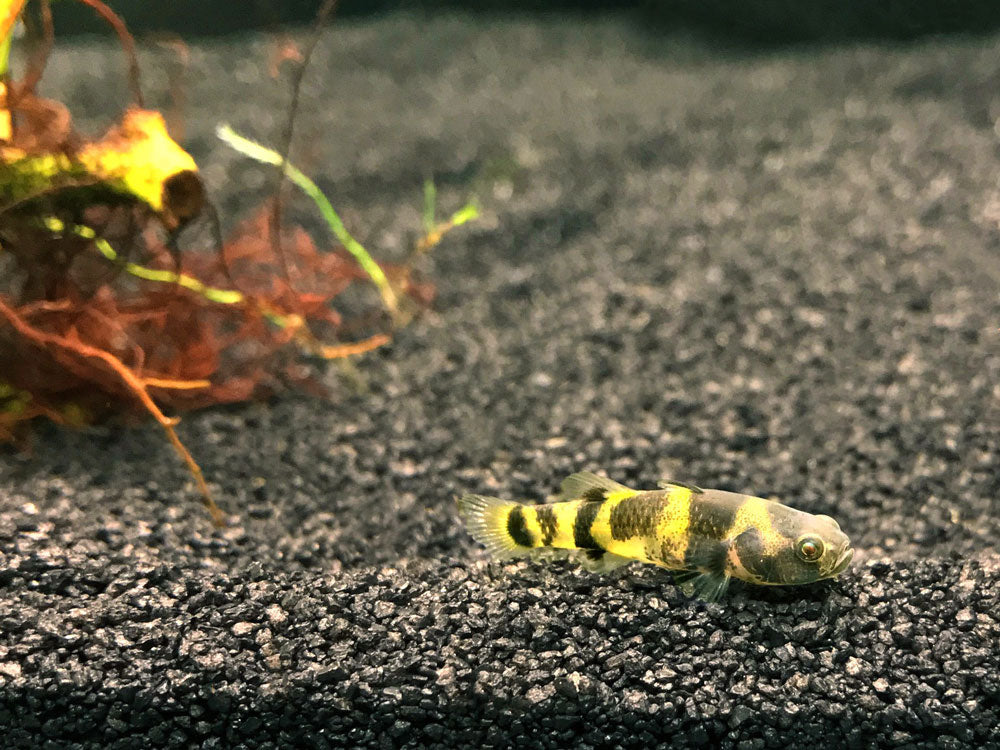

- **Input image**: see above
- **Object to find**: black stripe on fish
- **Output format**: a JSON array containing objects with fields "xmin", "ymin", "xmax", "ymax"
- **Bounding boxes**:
[
  {"xmin": 535, "ymin": 506, "xmax": 558, "ymax": 546},
  {"xmin": 573, "ymin": 501, "xmax": 603, "ymax": 550},
  {"xmin": 733, "ymin": 527, "xmax": 781, "ymax": 581},
  {"xmin": 507, "ymin": 506, "xmax": 534, "ymax": 548},
  {"xmin": 688, "ymin": 498, "xmax": 739, "ymax": 540},
  {"xmin": 608, "ymin": 494, "xmax": 660, "ymax": 540}
]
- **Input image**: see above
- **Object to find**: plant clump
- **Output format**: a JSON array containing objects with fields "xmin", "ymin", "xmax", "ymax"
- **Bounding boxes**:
[{"xmin": 0, "ymin": 0, "xmax": 476, "ymax": 523}]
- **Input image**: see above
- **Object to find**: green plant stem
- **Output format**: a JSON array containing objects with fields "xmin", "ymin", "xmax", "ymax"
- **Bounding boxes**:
[
  {"xmin": 216, "ymin": 124, "xmax": 398, "ymax": 314},
  {"xmin": 40, "ymin": 216, "xmax": 244, "ymax": 305}
]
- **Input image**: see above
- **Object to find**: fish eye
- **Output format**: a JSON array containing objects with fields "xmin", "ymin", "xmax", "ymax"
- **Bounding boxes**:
[{"xmin": 795, "ymin": 535, "xmax": 824, "ymax": 562}]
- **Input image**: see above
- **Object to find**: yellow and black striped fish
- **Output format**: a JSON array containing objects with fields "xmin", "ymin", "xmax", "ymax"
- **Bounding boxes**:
[{"xmin": 458, "ymin": 472, "xmax": 853, "ymax": 602}]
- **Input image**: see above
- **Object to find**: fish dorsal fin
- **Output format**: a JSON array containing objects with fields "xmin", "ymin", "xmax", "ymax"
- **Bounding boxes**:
[
  {"xmin": 657, "ymin": 480, "xmax": 704, "ymax": 494},
  {"xmin": 558, "ymin": 471, "xmax": 632, "ymax": 501}
]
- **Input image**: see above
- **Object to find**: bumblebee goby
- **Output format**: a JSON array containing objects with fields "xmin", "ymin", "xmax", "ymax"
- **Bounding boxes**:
[{"xmin": 458, "ymin": 472, "xmax": 854, "ymax": 602}]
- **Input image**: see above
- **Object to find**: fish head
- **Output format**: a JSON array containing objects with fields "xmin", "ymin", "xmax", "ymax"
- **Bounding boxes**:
[{"xmin": 729, "ymin": 502, "xmax": 853, "ymax": 586}]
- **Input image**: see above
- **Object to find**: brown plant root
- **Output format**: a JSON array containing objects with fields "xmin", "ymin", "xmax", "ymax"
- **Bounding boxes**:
[
  {"xmin": 0, "ymin": 296, "xmax": 224, "ymax": 524},
  {"xmin": 1, "ymin": 0, "xmax": 436, "ymax": 524},
  {"xmin": 0, "ymin": 203, "xmax": 411, "ymax": 523}
]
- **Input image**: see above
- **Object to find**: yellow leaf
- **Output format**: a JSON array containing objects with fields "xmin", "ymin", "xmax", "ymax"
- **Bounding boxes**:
[{"xmin": 1, "ymin": 108, "xmax": 202, "ymax": 228}]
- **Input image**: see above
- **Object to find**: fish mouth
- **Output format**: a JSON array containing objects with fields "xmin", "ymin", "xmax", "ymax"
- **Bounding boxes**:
[{"xmin": 826, "ymin": 546, "xmax": 854, "ymax": 578}]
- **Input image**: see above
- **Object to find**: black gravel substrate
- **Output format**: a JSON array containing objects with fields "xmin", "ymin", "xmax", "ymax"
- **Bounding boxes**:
[{"xmin": 3, "ymin": 14, "xmax": 1000, "ymax": 749}]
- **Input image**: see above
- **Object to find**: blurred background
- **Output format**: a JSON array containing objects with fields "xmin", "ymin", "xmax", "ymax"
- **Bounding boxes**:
[{"xmin": 48, "ymin": 0, "xmax": 1000, "ymax": 44}]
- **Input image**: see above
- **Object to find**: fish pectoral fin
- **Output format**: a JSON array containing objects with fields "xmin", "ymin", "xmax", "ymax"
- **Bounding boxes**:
[
  {"xmin": 657, "ymin": 479, "xmax": 704, "ymax": 494},
  {"xmin": 673, "ymin": 537, "xmax": 732, "ymax": 602},
  {"xmin": 673, "ymin": 569, "xmax": 731, "ymax": 602},
  {"xmin": 577, "ymin": 549, "xmax": 634, "ymax": 573},
  {"xmin": 683, "ymin": 537, "xmax": 731, "ymax": 574},
  {"xmin": 529, "ymin": 548, "xmax": 574, "ymax": 562},
  {"xmin": 557, "ymin": 471, "xmax": 633, "ymax": 501}
]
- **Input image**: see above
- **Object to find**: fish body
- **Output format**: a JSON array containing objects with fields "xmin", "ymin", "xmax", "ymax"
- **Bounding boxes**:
[{"xmin": 458, "ymin": 472, "xmax": 853, "ymax": 601}]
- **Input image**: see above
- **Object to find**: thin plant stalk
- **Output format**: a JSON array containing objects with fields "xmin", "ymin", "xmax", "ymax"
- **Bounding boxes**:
[{"xmin": 216, "ymin": 123, "xmax": 399, "ymax": 315}]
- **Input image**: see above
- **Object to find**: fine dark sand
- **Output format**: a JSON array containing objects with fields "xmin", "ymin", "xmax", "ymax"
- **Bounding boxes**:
[{"xmin": 2, "ymin": 15, "xmax": 1000, "ymax": 748}]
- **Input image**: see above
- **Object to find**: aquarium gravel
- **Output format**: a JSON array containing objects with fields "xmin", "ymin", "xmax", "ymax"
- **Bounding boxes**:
[{"xmin": 2, "ymin": 14, "xmax": 1000, "ymax": 749}]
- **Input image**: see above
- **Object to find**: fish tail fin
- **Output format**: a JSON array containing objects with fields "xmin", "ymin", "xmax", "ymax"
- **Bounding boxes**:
[{"xmin": 458, "ymin": 494, "xmax": 533, "ymax": 560}]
